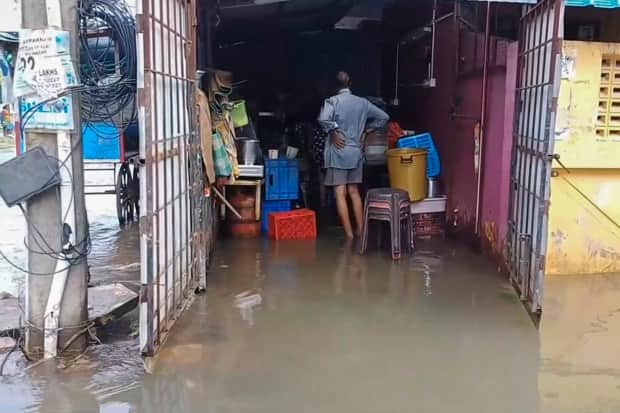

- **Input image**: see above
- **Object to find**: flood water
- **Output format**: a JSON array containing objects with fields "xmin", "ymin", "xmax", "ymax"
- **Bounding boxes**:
[
  {"xmin": 2, "ymin": 232, "xmax": 619, "ymax": 413},
  {"xmin": 1, "ymin": 144, "xmax": 620, "ymax": 411}
]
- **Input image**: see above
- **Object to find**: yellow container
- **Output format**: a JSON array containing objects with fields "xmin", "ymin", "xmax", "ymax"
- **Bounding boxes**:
[{"xmin": 386, "ymin": 148, "xmax": 428, "ymax": 201}]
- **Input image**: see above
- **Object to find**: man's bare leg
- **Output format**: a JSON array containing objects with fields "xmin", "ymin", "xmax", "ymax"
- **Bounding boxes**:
[
  {"xmin": 334, "ymin": 185, "xmax": 354, "ymax": 240},
  {"xmin": 347, "ymin": 184, "xmax": 364, "ymax": 237},
  {"xmin": 318, "ymin": 168, "xmax": 327, "ymax": 208}
]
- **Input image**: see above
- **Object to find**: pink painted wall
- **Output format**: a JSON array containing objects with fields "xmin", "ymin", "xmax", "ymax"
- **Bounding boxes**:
[
  {"xmin": 479, "ymin": 46, "xmax": 518, "ymax": 258},
  {"xmin": 484, "ymin": 42, "xmax": 518, "ymax": 258},
  {"xmin": 398, "ymin": 20, "xmax": 518, "ymax": 263}
]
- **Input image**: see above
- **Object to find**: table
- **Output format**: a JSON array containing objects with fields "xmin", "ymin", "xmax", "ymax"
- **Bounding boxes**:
[{"xmin": 223, "ymin": 179, "xmax": 264, "ymax": 220}]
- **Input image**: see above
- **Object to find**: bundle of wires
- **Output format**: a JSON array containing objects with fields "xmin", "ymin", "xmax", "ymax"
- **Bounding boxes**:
[
  {"xmin": 78, "ymin": 0, "xmax": 137, "ymax": 130},
  {"xmin": 8, "ymin": 89, "xmax": 93, "ymax": 277}
]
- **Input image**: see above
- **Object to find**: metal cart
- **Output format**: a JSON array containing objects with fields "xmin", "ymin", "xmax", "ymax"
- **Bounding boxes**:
[{"xmin": 83, "ymin": 122, "xmax": 140, "ymax": 227}]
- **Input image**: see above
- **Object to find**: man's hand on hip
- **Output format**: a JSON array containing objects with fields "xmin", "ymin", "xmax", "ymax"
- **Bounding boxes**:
[{"xmin": 330, "ymin": 130, "xmax": 346, "ymax": 149}]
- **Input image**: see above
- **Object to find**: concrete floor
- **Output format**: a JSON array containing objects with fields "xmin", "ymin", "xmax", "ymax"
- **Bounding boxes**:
[{"xmin": 2, "ymin": 235, "xmax": 620, "ymax": 413}]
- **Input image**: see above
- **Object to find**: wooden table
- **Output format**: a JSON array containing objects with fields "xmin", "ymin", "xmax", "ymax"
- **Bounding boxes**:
[{"xmin": 223, "ymin": 179, "xmax": 264, "ymax": 220}]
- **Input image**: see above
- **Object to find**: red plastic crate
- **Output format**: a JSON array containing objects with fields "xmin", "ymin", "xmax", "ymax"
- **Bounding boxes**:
[{"xmin": 268, "ymin": 209, "xmax": 317, "ymax": 240}]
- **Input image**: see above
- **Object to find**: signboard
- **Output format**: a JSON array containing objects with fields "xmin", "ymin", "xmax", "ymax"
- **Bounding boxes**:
[
  {"xmin": 13, "ymin": 29, "xmax": 77, "ymax": 99},
  {"xmin": 13, "ymin": 30, "xmax": 77, "ymax": 131},
  {"xmin": 19, "ymin": 95, "xmax": 74, "ymax": 130}
]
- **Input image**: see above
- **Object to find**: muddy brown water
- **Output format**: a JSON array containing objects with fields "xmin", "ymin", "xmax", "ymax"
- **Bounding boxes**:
[
  {"xmin": 1, "ymin": 144, "xmax": 620, "ymax": 411},
  {"xmin": 3, "ymin": 234, "xmax": 619, "ymax": 412}
]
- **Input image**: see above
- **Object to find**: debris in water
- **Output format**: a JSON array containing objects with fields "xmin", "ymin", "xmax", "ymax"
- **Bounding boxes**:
[
  {"xmin": 423, "ymin": 264, "xmax": 432, "ymax": 296},
  {"xmin": 235, "ymin": 290, "xmax": 262, "ymax": 326},
  {"xmin": 0, "ymin": 291, "xmax": 15, "ymax": 300}
]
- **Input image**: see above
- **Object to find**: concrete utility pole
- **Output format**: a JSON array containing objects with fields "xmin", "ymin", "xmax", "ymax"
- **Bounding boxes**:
[{"xmin": 21, "ymin": 0, "xmax": 88, "ymax": 357}]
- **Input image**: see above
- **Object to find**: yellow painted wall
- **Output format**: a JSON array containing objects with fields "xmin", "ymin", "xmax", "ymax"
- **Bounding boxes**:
[
  {"xmin": 548, "ymin": 41, "xmax": 620, "ymax": 275},
  {"xmin": 547, "ymin": 169, "xmax": 620, "ymax": 275},
  {"xmin": 556, "ymin": 41, "xmax": 620, "ymax": 168}
]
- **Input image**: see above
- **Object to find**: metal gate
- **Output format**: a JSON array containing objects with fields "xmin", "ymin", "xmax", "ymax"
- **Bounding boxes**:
[
  {"xmin": 508, "ymin": 0, "xmax": 564, "ymax": 313},
  {"xmin": 137, "ymin": 0, "xmax": 207, "ymax": 356}
]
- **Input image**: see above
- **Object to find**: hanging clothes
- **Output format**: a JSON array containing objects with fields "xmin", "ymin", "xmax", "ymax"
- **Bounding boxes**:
[
  {"xmin": 212, "ymin": 131, "xmax": 233, "ymax": 178},
  {"xmin": 196, "ymin": 88, "xmax": 215, "ymax": 184}
]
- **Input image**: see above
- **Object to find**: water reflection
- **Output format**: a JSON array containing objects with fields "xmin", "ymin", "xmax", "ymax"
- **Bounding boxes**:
[
  {"xmin": 134, "ymin": 238, "xmax": 540, "ymax": 413},
  {"xmin": 539, "ymin": 273, "xmax": 620, "ymax": 412},
  {"xmin": 1, "ymin": 229, "xmax": 620, "ymax": 412}
]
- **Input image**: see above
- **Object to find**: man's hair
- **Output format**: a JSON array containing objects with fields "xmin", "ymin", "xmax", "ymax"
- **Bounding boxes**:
[{"xmin": 336, "ymin": 71, "xmax": 351, "ymax": 89}]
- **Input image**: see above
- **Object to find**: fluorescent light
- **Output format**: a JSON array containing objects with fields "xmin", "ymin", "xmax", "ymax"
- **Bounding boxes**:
[{"xmin": 254, "ymin": 0, "xmax": 289, "ymax": 4}]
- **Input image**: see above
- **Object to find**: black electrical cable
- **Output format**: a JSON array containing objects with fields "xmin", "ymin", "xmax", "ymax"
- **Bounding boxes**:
[
  {"xmin": 1, "ymin": 92, "xmax": 91, "ymax": 275},
  {"xmin": 0, "ymin": 331, "xmax": 20, "ymax": 376},
  {"xmin": 78, "ymin": 0, "xmax": 137, "ymax": 130},
  {"xmin": 3, "ymin": 0, "xmax": 136, "ymax": 278},
  {"xmin": 552, "ymin": 158, "xmax": 620, "ymax": 234},
  {"xmin": 9, "ymin": 148, "xmax": 90, "ymax": 265},
  {"xmin": 0, "ymin": 248, "xmax": 73, "ymax": 276},
  {"xmin": 15, "ymin": 157, "xmax": 76, "ymax": 262}
]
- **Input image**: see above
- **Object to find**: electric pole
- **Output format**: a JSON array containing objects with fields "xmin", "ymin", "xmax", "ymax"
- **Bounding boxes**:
[{"xmin": 21, "ymin": 0, "xmax": 88, "ymax": 358}]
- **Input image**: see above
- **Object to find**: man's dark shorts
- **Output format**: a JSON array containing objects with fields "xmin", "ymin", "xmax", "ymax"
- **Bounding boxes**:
[{"xmin": 324, "ymin": 161, "xmax": 363, "ymax": 187}]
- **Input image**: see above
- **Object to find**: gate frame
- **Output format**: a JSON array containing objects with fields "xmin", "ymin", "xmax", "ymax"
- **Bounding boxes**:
[
  {"xmin": 137, "ymin": 0, "xmax": 206, "ymax": 357},
  {"xmin": 508, "ymin": 0, "xmax": 564, "ymax": 314}
]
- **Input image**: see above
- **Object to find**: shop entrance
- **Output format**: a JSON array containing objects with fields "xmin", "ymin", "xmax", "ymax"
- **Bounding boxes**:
[{"xmin": 192, "ymin": 0, "xmax": 564, "ymax": 318}]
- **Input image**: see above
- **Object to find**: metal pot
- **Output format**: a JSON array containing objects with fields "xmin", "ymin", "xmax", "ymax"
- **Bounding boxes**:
[
  {"xmin": 236, "ymin": 138, "xmax": 263, "ymax": 166},
  {"xmin": 427, "ymin": 178, "xmax": 441, "ymax": 198}
]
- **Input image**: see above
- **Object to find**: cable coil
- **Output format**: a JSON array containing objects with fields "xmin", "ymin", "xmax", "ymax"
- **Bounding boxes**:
[{"xmin": 78, "ymin": 0, "xmax": 137, "ymax": 129}]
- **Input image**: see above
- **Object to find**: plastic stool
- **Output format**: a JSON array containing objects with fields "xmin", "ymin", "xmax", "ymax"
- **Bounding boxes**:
[{"xmin": 360, "ymin": 188, "xmax": 413, "ymax": 260}]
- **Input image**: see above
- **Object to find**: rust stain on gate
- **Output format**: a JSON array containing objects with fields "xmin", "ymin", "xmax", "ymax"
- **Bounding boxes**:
[
  {"xmin": 508, "ymin": 0, "xmax": 564, "ymax": 314},
  {"xmin": 137, "ymin": 0, "xmax": 207, "ymax": 357}
]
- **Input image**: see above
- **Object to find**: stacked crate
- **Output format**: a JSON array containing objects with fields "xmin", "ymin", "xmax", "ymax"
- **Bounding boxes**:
[
  {"xmin": 410, "ymin": 196, "xmax": 447, "ymax": 238},
  {"xmin": 261, "ymin": 159, "xmax": 298, "ymax": 233},
  {"xmin": 268, "ymin": 209, "xmax": 317, "ymax": 240}
]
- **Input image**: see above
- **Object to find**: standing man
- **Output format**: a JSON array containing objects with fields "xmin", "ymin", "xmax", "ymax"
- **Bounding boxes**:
[{"xmin": 318, "ymin": 71, "xmax": 389, "ymax": 240}]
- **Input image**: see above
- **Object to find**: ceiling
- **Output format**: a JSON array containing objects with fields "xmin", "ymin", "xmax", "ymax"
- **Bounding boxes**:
[{"xmin": 213, "ymin": 0, "xmax": 381, "ymax": 42}]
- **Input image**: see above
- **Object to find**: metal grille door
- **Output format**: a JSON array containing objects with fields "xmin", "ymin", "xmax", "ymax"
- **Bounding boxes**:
[
  {"xmin": 137, "ymin": 0, "xmax": 206, "ymax": 356},
  {"xmin": 508, "ymin": 0, "xmax": 564, "ymax": 313}
]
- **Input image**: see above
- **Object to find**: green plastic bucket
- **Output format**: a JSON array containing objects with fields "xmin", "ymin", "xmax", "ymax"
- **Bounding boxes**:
[{"xmin": 231, "ymin": 100, "xmax": 249, "ymax": 128}]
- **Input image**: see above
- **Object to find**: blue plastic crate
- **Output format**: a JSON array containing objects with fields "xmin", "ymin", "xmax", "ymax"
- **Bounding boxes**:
[
  {"xmin": 265, "ymin": 159, "xmax": 299, "ymax": 201},
  {"xmin": 397, "ymin": 132, "xmax": 441, "ymax": 178},
  {"xmin": 83, "ymin": 123, "xmax": 122, "ymax": 161},
  {"xmin": 261, "ymin": 200, "xmax": 291, "ymax": 233}
]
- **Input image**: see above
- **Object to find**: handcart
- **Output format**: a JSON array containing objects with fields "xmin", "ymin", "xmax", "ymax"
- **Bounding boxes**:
[{"xmin": 82, "ymin": 122, "xmax": 140, "ymax": 227}]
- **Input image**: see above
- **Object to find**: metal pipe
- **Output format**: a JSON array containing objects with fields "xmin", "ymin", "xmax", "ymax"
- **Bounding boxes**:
[
  {"xmin": 394, "ymin": 42, "xmax": 400, "ymax": 104},
  {"xmin": 453, "ymin": 0, "xmax": 459, "ymax": 77},
  {"xmin": 429, "ymin": 0, "xmax": 438, "ymax": 82},
  {"xmin": 474, "ymin": 0, "xmax": 491, "ymax": 236}
]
